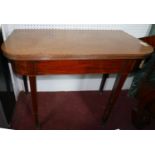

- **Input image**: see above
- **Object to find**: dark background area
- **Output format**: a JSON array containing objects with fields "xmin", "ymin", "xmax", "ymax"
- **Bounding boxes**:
[{"xmin": 0, "ymin": 28, "xmax": 16, "ymax": 127}]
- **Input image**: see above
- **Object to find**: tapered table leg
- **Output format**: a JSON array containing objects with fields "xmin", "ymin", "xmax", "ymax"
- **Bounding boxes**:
[
  {"xmin": 99, "ymin": 74, "xmax": 108, "ymax": 92},
  {"xmin": 29, "ymin": 76, "xmax": 40, "ymax": 129},
  {"xmin": 102, "ymin": 60, "xmax": 137, "ymax": 123},
  {"xmin": 102, "ymin": 73, "xmax": 128, "ymax": 123}
]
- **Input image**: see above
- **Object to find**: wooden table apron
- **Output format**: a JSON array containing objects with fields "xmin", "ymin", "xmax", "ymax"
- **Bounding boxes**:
[{"xmin": 11, "ymin": 58, "xmax": 137, "ymax": 126}]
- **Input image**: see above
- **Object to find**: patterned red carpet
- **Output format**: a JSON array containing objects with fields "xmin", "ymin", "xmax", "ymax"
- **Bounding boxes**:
[{"xmin": 11, "ymin": 91, "xmax": 155, "ymax": 130}]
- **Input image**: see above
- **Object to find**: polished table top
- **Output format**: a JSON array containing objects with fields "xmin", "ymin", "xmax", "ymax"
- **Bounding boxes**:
[{"xmin": 1, "ymin": 29, "xmax": 153, "ymax": 61}]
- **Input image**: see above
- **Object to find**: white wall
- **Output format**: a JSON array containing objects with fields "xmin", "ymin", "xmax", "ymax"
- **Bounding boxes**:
[{"xmin": 1, "ymin": 24, "xmax": 151, "ymax": 99}]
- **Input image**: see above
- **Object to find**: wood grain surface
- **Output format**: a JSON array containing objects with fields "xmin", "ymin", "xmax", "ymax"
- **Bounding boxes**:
[{"xmin": 1, "ymin": 29, "xmax": 153, "ymax": 61}]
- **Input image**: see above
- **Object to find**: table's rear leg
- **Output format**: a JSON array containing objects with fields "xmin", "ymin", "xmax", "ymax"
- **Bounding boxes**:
[
  {"xmin": 102, "ymin": 73, "xmax": 128, "ymax": 123},
  {"xmin": 23, "ymin": 75, "xmax": 28, "ymax": 94},
  {"xmin": 29, "ymin": 76, "xmax": 40, "ymax": 129},
  {"xmin": 99, "ymin": 74, "xmax": 108, "ymax": 92}
]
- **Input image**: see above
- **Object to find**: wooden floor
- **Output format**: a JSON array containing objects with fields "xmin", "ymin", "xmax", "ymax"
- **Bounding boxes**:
[{"xmin": 11, "ymin": 91, "xmax": 155, "ymax": 130}]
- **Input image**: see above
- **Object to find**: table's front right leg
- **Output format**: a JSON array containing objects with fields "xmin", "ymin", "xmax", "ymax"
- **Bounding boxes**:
[
  {"xmin": 102, "ymin": 72, "xmax": 128, "ymax": 123},
  {"xmin": 102, "ymin": 60, "xmax": 137, "ymax": 124}
]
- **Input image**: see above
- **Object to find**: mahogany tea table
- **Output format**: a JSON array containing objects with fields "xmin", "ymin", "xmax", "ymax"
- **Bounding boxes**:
[{"xmin": 1, "ymin": 29, "xmax": 153, "ymax": 128}]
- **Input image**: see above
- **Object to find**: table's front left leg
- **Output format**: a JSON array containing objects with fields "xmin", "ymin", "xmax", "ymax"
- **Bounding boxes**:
[{"xmin": 29, "ymin": 76, "xmax": 40, "ymax": 128}]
